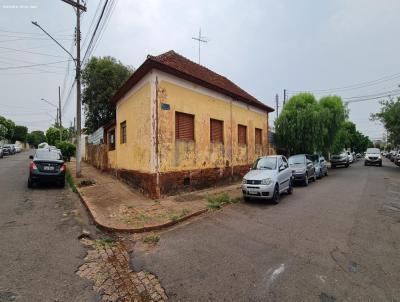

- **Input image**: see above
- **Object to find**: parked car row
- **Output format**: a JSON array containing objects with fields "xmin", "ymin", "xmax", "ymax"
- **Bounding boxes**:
[
  {"xmin": 0, "ymin": 144, "xmax": 22, "ymax": 158},
  {"xmin": 385, "ymin": 150, "xmax": 400, "ymax": 166},
  {"xmin": 241, "ymin": 153, "xmax": 329, "ymax": 204}
]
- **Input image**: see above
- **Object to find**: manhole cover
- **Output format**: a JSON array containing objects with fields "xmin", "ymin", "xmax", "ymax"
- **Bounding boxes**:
[
  {"xmin": 320, "ymin": 293, "xmax": 336, "ymax": 302},
  {"xmin": 0, "ymin": 291, "xmax": 17, "ymax": 302}
]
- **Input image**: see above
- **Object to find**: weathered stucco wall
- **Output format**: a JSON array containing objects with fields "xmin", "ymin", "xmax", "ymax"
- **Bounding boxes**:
[
  {"xmin": 115, "ymin": 82, "xmax": 152, "ymax": 172},
  {"xmin": 108, "ymin": 150, "xmax": 116, "ymax": 169},
  {"xmin": 157, "ymin": 79, "xmax": 269, "ymax": 173}
]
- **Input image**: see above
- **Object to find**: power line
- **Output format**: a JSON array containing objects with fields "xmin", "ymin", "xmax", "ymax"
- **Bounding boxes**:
[
  {"xmin": 287, "ymin": 72, "xmax": 400, "ymax": 94},
  {"xmin": 0, "ymin": 46, "xmax": 68, "ymax": 58},
  {"xmin": 0, "ymin": 59, "xmax": 71, "ymax": 70},
  {"xmin": 81, "ymin": 0, "xmax": 109, "ymax": 64}
]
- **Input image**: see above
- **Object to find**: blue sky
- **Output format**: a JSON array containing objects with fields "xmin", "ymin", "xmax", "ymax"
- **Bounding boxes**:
[{"xmin": 1, "ymin": 0, "xmax": 399, "ymax": 140}]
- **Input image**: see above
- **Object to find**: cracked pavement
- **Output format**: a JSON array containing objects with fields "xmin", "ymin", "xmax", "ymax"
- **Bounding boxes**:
[
  {"xmin": 132, "ymin": 159, "xmax": 400, "ymax": 301},
  {"xmin": 0, "ymin": 152, "xmax": 99, "ymax": 302}
]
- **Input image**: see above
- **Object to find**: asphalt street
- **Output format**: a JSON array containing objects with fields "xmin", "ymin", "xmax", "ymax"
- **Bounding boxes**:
[
  {"xmin": 0, "ymin": 151, "xmax": 98, "ymax": 302},
  {"xmin": 132, "ymin": 159, "xmax": 400, "ymax": 301}
]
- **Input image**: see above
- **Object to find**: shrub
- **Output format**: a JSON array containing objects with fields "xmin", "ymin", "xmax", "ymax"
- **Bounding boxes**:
[{"xmin": 56, "ymin": 141, "xmax": 76, "ymax": 161}]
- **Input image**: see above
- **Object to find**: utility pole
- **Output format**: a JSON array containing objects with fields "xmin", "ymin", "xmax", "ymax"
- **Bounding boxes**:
[
  {"xmin": 283, "ymin": 89, "xmax": 286, "ymax": 106},
  {"xmin": 192, "ymin": 28, "xmax": 208, "ymax": 65},
  {"xmin": 61, "ymin": 0, "xmax": 86, "ymax": 177},
  {"xmin": 33, "ymin": 1, "xmax": 86, "ymax": 176},
  {"xmin": 275, "ymin": 94, "xmax": 279, "ymax": 119},
  {"xmin": 58, "ymin": 86, "xmax": 62, "ymax": 142}
]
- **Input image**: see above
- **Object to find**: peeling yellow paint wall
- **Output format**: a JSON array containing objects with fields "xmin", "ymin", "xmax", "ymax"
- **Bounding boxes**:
[
  {"xmin": 157, "ymin": 80, "xmax": 269, "ymax": 173},
  {"xmin": 108, "ymin": 150, "xmax": 116, "ymax": 169},
  {"xmin": 115, "ymin": 82, "xmax": 152, "ymax": 172}
]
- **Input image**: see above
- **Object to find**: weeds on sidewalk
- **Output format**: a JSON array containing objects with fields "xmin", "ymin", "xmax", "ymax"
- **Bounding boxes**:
[
  {"xmin": 207, "ymin": 192, "xmax": 241, "ymax": 210},
  {"xmin": 143, "ymin": 233, "xmax": 160, "ymax": 244},
  {"xmin": 170, "ymin": 208, "xmax": 190, "ymax": 222},
  {"xmin": 66, "ymin": 170, "xmax": 77, "ymax": 193},
  {"xmin": 94, "ymin": 237, "xmax": 115, "ymax": 248}
]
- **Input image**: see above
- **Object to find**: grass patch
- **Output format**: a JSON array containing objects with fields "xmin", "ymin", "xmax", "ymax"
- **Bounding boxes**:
[
  {"xmin": 143, "ymin": 233, "xmax": 160, "ymax": 244},
  {"xmin": 169, "ymin": 208, "xmax": 190, "ymax": 223},
  {"xmin": 135, "ymin": 213, "xmax": 151, "ymax": 223},
  {"xmin": 207, "ymin": 192, "xmax": 239, "ymax": 210},
  {"xmin": 66, "ymin": 170, "xmax": 77, "ymax": 193},
  {"xmin": 94, "ymin": 237, "xmax": 115, "ymax": 248}
]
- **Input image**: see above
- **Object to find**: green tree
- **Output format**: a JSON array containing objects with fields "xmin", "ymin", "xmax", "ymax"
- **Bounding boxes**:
[
  {"xmin": 82, "ymin": 56, "xmax": 133, "ymax": 133},
  {"xmin": 371, "ymin": 98, "xmax": 400, "ymax": 146},
  {"xmin": 46, "ymin": 127, "xmax": 70, "ymax": 146},
  {"xmin": 27, "ymin": 131, "xmax": 46, "ymax": 148},
  {"xmin": 13, "ymin": 125, "xmax": 28, "ymax": 142},
  {"xmin": 319, "ymin": 95, "xmax": 346, "ymax": 154},
  {"xmin": 0, "ymin": 116, "xmax": 16, "ymax": 140},
  {"xmin": 275, "ymin": 93, "xmax": 322, "ymax": 154}
]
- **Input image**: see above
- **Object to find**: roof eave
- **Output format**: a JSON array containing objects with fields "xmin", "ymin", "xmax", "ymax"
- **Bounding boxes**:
[{"xmin": 111, "ymin": 58, "xmax": 274, "ymax": 113}]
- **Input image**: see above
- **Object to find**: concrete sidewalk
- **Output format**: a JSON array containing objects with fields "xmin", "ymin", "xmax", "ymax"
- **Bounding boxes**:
[{"xmin": 67, "ymin": 159, "xmax": 242, "ymax": 232}]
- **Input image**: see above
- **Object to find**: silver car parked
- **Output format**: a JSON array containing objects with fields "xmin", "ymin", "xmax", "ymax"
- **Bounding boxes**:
[{"xmin": 242, "ymin": 155, "xmax": 293, "ymax": 204}]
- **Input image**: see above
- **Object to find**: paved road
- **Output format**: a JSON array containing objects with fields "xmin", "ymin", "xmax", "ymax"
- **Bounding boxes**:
[
  {"xmin": 0, "ymin": 151, "xmax": 98, "ymax": 302},
  {"xmin": 132, "ymin": 160, "xmax": 400, "ymax": 301}
]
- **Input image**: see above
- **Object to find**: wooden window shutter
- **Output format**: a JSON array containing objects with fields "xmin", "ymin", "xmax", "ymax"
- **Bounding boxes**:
[
  {"xmin": 255, "ymin": 128, "xmax": 262, "ymax": 145},
  {"xmin": 210, "ymin": 119, "xmax": 223, "ymax": 143},
  {"xmin": 238, "ymin": 124, "xmax": 247, "ymax": 145},
  {"xmin": 120, "ymin": 121, "xmax": 127, "ymax": 144},
  {"xmin": 175, "ymin": 112, "xmax": 194, "ymax": 140}
]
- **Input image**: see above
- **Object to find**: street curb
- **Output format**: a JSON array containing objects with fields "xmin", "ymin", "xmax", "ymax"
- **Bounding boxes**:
[{"xmin": 73, "ymin": 186, "xmax": 209, "ymax": 234}]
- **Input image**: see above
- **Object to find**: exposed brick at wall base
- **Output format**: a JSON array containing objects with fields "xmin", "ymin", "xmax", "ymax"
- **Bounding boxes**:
[
  {"xmin": 159, "ymin": 164, "xmax": 250, "ymax": 196},
  {"xmin": 115, "ymin": 164, "xmax": 251, "ymax": 199},
  {"xmin": 116, "ymin": 169, "xmax": 158, "ymax": 198}
]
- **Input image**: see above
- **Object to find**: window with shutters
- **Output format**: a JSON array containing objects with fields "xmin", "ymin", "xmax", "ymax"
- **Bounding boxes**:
[
  {"xmin": 120, "ymin": 121, "xmax": 127, "ymax": 144},
  {"xmin": 210, "ymin": 119, "xmax": 223, "ymax": 143},
  {"xmin": 175, "ymin": 112, "xmax": 194, "ymax": 141},
  {"xmin": 238, "ymin": 124, "xmax": 247, "ymax": 145},
  {"xmin": 255, "ymin": 128, "xmax": 262, "ymax": 145}
]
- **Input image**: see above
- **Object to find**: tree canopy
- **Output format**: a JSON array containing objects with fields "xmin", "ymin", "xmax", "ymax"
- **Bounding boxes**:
[
  {"xmin": 13, "ymin": 125, "xmax": 28, "ymax": 142},
  {"xmin": 275, "ymin": 93, "xmax": 321, "ymax": 154},
  {"xmin": 371, "ymin": 97, "xmax": 400, "ymax": 147},
  {"xmin": 46, "ymin": 127, "xmax": 70, "ymax": 146},
  {"xmin": 275, "ymin": 93, "xmax": 370, "ymax": 155},
  {"xmin": 0, "ymin": 116, "xmax": 16, "ymax": 140},
  {"xmin": 82, "ymin": 56, "xmax": 133, "ymax": 134},
  {"xmin": 27, "ymin": 131, "xmax": 46, "ymax": 148}
]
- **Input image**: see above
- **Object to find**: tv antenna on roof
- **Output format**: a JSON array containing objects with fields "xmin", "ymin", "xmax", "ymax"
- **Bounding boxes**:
[{"xmin": 192, "ymin": 28, "xmax": 209, "ymax": 65}]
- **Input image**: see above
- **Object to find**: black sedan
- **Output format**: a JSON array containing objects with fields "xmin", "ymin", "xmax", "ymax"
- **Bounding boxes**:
[{"xmin": 28, "ymin": 149, "xmax": 66, "ymax": 188}]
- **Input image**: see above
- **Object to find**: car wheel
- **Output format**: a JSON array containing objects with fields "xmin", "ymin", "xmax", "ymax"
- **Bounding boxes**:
[
  {"xmin": 27, "ymin": 178, "xmax": 33, "ymax": 188},
  {"xmin": 244, "ymin": 196, "xmax": 250, "ymax": 202},
  {"xmin": 379, "ymin": 162, "xmax": 382, "ymax": 167},
  {"xmin": 304, "ymin": 174, "xmax": 309, "ymax": 186},
  {"xmin": 59, "ymin": 180, "xmax": 65, "ymax": 188},
  {"xmin": 325, "ymin": 169, "xmax": 328, "ymax": 176},
  {"xmin": 345, "ymin": 163, "xmax": 349, "ymax": 168},
  {"xmin": 272, "ymin": 185, "xmax": 280, "ymax": 204},
  {"xmin": 331, "ymin": 165, "xmax": 335, "ymax": 169},
  {"xmin": 287, "ymin": 179, "xmax": 293, "ymax": 195}
]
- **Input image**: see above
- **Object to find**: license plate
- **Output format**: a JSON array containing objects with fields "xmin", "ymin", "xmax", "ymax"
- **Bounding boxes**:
[
  {"xmin": 248, "ymin": 189, "xmax": 259, "ymax": 195},
  {"xmin": 43, "ymin": 166, "xmax": 54, "ymax": 171}
]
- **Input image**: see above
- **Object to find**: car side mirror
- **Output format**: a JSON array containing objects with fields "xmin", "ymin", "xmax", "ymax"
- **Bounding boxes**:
[
  {"xmin": 29, "ymin": 155, "xmax": 33, "ymax": 159},
  {"xmin": 279, "ymin": 166, "xmax": 285, "ymax": 172},
  {"xmin": 320, "ymin": 159, "xmax": 324, "ymax": 163}
]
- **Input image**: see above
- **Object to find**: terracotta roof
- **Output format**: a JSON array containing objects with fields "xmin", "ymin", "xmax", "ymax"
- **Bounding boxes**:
[{"xmin": 111, "ymin": 50, "xmax": 274, "ymax": 113}]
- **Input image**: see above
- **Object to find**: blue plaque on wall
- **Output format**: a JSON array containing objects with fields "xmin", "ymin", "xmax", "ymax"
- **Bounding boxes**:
[{"xmin": 161, "ymin": 103, "xmax": 170, "ymax": 110}]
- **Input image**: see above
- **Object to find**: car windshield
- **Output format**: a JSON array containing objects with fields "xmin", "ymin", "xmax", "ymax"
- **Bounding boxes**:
[
  {"xmin": 289, "ymin": 155, "xmax": 305, "ymax": 165},
  {"xmin": 366, "ymin": 148, "xmax": 380, "ymax": 154},
  {"xmin": 252, "ymin": 157, "xmax": 277, "ymax": 170},
  {"xmin": 35, "ymin": 150, "xmax": 62, "ymax": 160}
]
